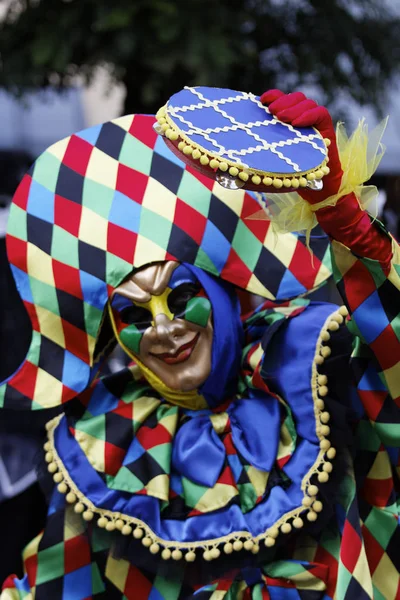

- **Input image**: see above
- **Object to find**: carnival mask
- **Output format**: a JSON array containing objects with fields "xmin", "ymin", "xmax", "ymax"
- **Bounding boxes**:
[{"xmin": 110, "ymin": 262, "xmax": 213, "ymax": 392}]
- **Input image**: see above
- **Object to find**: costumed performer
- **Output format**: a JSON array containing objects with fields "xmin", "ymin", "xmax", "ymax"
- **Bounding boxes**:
[{"xmin": 0, "ymin": 88, "xmax": 399, "ymax": 600}]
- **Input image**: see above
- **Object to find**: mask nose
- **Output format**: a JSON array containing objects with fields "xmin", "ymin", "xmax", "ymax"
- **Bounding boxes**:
[{"xmin": 153, "ymin": 313, "xmax": 173, "ymax": 342}]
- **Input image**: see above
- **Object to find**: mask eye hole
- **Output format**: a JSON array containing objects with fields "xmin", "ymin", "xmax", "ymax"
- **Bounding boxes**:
[
  {"xmin": 167, "ymin": 282, "xmax": 201, "ymax": 317},
  {"xmin": 119, "ymin": 305, "xmax": 153, "ymax": 330}
]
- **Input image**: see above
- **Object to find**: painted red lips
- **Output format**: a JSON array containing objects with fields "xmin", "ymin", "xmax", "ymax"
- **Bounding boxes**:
[{"xmin": 151, "ymin": 333, "xmax": 200, "ymax": 365}]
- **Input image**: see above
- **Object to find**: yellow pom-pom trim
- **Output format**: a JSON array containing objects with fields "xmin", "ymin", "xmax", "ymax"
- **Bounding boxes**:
[
  {"xmin": 244, "ymin": 539, "xmax": 254, "ymax": 551},
  {"xmin": 66, "ymin": 492, "xmax": 77, "ymax": 504},
  {"xmin": 264, "ymin": 536, "xmax": 276, "ymax": 548},
  {"xmin": 82, "ymin": 510, "xmax": 94, "ymax": 522},
  {"xmin": 320, "ymin": 412, "xmax": 330, "ymax": 423},
  {"xmin": 133, "ymin": 527, "xmax": 144, "ymax": 539},
  {"xmin": 281, "ymin": 523, "xmax": 292, "ymax": 534},
  {"xmin": 302, "ymin": 496, "xmax": 313, "ymax": 507},
  {"xmin": 318, "ymin": 471, "xmax": 330, "ymax": 483},
  {"xmin": 321, "ymin": 346, "xmax": 331, "ymax": 358},
  {"xmin": 142, "ymin": 536, "xmax": 152, "ymax": 547},
  {"xmin": 313, "ymin": 501, "xmax": 323, "ymax": 513},
  {"xmin": 320, "ymin": 439, "xmax": 331, "ymax": 451},
  {"xmin": 224, "ymin": 542, "xmax": 233, "ymax": 554},
  {"xmin": 185, "ymin": 551, "xmax": 196, "ymax": 562},
  {"xmin": 327, "ymin": 447, "xmax": 337, "ymax": 459},
  {"xmin": 293, "ymin": 517, "xmax": 304, "ymax": 529},
  {"xmin": 150, "ymin": 543, "xmax": 160, "ymax": 554},
  {"xmin": 183, "ymin": 145, "xmax": 193, "ymax": 156},
  {"xmin": 122, "ymin": 524, "xmax": 132, "ymax": 536},
  {"xmin": 97, "ymin": 517, "xmax": 108, "ymax": 529}
]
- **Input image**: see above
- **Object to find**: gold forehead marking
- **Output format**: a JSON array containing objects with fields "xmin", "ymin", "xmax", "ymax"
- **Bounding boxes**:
[{"xmin": 112, "ymin": 261, "xmax": 179, "ymax": 303}]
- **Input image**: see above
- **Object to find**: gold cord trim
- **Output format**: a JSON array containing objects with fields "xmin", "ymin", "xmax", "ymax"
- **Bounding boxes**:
[{"xmin": 44, "ymin": 307, "xmax": 346, "ymax": 562}]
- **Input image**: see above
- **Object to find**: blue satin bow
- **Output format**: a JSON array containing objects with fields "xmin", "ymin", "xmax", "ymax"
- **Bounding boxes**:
[{"xmin": 172, "ymin": 392, "xmax": 281, "ymax": 487}]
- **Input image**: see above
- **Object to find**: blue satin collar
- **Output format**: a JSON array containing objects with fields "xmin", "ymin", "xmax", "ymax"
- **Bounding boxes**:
[{"xmin": 53, "ymin": 301, "xmax": 340, "ymax": 546}]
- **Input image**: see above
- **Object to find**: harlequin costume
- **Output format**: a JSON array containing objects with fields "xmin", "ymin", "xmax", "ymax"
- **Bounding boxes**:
[{"xmin": 1, "ymin": 88, "xmax": 399, "ymax": 600}]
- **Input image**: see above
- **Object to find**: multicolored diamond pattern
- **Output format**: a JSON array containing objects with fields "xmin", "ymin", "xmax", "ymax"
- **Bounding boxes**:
[{"xmin": 0, "ymin": 114, "xmax": 331, "ymax": 411}]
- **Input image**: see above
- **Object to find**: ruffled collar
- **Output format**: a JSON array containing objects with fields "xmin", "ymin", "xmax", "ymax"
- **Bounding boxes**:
[{"xmin": 45, "ymin": 301, "xmax": 344, "ymax": 562}]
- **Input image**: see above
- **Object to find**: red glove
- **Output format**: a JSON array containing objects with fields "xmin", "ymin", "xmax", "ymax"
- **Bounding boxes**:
[
  {"xmin": 260, "ymin": 90, "xmax": 342, "ymax": 204},
  {"xmin": 260, "ymin": 90, "xmax": 392, "ymax": 263}
]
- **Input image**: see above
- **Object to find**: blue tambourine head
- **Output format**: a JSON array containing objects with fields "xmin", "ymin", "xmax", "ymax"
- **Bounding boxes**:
[{"xmin": 155, "ymin": 86, "xmax": 331, "ymax": 192}]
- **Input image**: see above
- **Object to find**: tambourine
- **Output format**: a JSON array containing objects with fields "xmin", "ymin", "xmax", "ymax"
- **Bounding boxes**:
[{"xmin": 155, "ymin": 86, "xmax": 330, "ymax": 192}]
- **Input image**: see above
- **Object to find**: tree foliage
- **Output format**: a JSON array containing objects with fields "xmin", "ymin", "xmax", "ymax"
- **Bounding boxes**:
[{"xmin": 0, "ymin": 0, "xmax": 399, "ymax": 116}]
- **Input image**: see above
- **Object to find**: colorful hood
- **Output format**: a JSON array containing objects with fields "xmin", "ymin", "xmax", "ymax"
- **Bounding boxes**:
[{"xmin": 0, "ymin": 114, "xmax": 331, "ymax": 410}]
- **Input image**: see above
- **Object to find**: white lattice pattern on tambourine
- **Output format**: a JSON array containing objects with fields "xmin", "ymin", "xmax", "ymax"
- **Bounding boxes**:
[{"xmin": 167, "ymin": 87, "xmax": 327, "ymax": 172}]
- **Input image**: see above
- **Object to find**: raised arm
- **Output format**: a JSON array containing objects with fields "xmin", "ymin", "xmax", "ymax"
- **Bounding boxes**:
[{"xmin": 262, "ymin": 90, "xmax": 400, "ymax": 435}]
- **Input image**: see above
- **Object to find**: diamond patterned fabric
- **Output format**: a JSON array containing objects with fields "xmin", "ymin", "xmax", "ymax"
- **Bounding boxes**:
[{"xmin": 0, "ymin": 114, "xmax": 331, "ymax": 410}]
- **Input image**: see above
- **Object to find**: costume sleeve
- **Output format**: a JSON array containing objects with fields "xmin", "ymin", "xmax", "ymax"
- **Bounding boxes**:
[{"xmin": 327, "ymin": 222, "xmax": 400, "ymax": 445}]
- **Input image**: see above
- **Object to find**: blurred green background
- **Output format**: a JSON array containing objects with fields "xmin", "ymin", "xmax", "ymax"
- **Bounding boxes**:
[{"xmin": 1, "ymin": 0, "xmax": 399, "ymax": 116}]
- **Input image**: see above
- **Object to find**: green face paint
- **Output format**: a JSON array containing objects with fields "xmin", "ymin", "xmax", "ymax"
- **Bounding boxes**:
[
  {"xmin": 119, "ymin": 323, "xmax": 143, "ymax": 355},
  {"xmin": 183, "ymin": 297, "xmax": 212, "ymax": 329}
]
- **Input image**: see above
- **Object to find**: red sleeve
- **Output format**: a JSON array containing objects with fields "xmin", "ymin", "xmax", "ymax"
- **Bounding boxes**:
[{"xmin": 316, "ymin": 193, "xmax": 392, "ymax": 267}]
